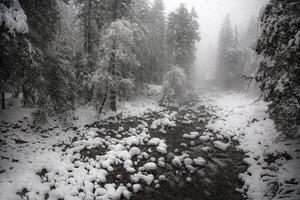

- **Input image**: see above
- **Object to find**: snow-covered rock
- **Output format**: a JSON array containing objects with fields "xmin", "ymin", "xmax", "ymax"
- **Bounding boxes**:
[
  {"xmin": 193, "ymin": 157, "xmax": 206, "ymax": 166},
  {"xmin": 132, "ymin": 184, "xmax": 142, "ymax": 193},
  {"xmin": 131, "ymin": 173, "xmax": 154, "ymax": 185},
  {"xmin": 172, "ymin": 157, "xmax": 182, "ymax": 168},
  {"xmin": 139, "ymin": 162, "xmax": 157, "ymax": 171},
  {"xmin": 213, "ymin": 141, "xmax": 230, "ymax": 151}
]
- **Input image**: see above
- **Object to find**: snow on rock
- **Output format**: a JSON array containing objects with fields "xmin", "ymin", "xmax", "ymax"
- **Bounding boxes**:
[
  {"xmin": 129, "ymin": 147, "xmax": 141, "ymax": 156},
  {"xmin": 138, "ymin": 162, "xmax": 157, "ymax": 171},
  {"xmin": 186, "ymin": 177, "xmax": 192, "ymax": 182},
  {"xmin": 123, "ymin": 136, "xmax": 140, "ymax": 146},
  {"xmin": 156, "ymin": 145, "xmax": 168, "ymax": 154},
  {"xmin": 171, "ymin": 154, "xmax": 189, "ymax": 168},
  {"xmin": 183, "ymin": 132, "xmax": 200, "ymax": 139},
  {"xmin": 193, "ymin": 157, "xmax": 206, "ymax": 166},
  {"xmin": 148, "ymin": 138, "xmax": 168, "ymax": 154},
  {"xmin": 131, "ymin": 172, "xmax": 154, "ymax": 185},
  {"xmin": 132, "ymin": 184, "xmax": 142, "ymax": 193},
  {"xmin": 161, "ymin": 118, "xmax": 176, "ymax": 127},
  {"xmin": 104, "ymin": 184, "xmax": 129, "ymax": 200},
  {"xmin": 181, "ymin": 120, "xmax": 193, "ymax": 125},
  {"xmin": 118, "ymin": 126, "xmax": 125, "ymax": 132},
  {"xmin": 213, "ymin": 141, "xmax": 230, "ymax": 151},
  {"xmin": 86, "ymin": 128, "xmax": 99, "ymax": 138},
  {"xmin": 199, "ymin": 135, "xmax": 210, "ymax": 142},
  {"xmin": 184, "ymin": 158, "xmax": 193, "ymax": 166},
  {"xmin": 123, "ymin": 190, "xmax": 132, "ymax": 199},
  {"xmin": 150, "ymin": 117, "xmax": 176, "ymax": 129},
  {"xmin": 172, "ymin": 157, "xmax": 182, "ymax": 168},
  {"xmin": 148, "ymin": 138, "xmax": 162, "ymax": 146}
]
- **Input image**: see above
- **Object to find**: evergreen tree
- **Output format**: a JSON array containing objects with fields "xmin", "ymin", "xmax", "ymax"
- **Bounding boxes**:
[
  {"xmin": 74, "ymin": 0, "xmax": 104, "ymax": 102},
  {"xmin": 132, "ymin": 0, "xmax": 168, "ymax": 85},
  {"xmin": 216, "ymin": 14, "xmax": 244, "ymax": 89},
  {"xmin": 92, "ymin": 0, "xmax": 142, "ymax": 114},
  {"xmin": 149, "ymin": 0, "xmax": 167, "ymax": 83},
  {"xmin": 0, "ymin": 0, "xmax": 28, "ymax": 109},
  {"xmin": 255, "ymin": 0, "xmax": 300, "ymax": 137},
  {"xmin": 166, "ymin": 4, "xmax": 200, "ymax": 77},
  {"xmin": 18, "ymin": 0, "xmax": 61, "ymax": 108},
  {"xmin": 131, "ymin": 0, "xmax": 152, "ymax": 84},
  {"xmin": 37, "ymin": 53, "xmax": 75, "ymax": 113},
  {"xmin": 21, "ymin": 0, "xmax": 76, "ymax": 123}
]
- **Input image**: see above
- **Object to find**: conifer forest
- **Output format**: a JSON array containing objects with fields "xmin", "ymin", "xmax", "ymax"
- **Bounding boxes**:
[{"xmin": 0, "ymin": 0, "xmax": 299, "ymax": 200}]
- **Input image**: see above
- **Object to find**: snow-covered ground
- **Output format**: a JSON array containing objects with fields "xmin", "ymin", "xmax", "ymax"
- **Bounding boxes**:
[
  {"xmin": 203, "ymin": 92, "xmax": 300, "ymax": 200},
  {"xmin": 0, "ymin": 90, "xmax": 299, "ymax": 200},
  {"xmin": 0, "ymin": 85, "xmax": 163, "ymax": 200}
]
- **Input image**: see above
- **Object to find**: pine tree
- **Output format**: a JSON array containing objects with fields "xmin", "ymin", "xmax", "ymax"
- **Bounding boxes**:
[
  {"xmin": 166, "ymin": 4, "xmax": 200, "ymax": 77},
  {"xmin": 149, "ymin": 0, "xmax": 167, "ymax": 83},
  {"xmin": 131, "ymin": 0, "xmax": 168, "ymax": 85},
  {"xmin": 0, "ymin": 0, "xmax": 29, "ymax": 110},
  {"xmin": 21, "ymin": 0, "xmax": 76, "ymax": 123},
  {"xmin": 131, "ymin": 0, "xmax": 152, "ymax": 84},
  {"xmin": 92, "ymin": 0, "xmax": 143, "ymax": 114},
  {"xmin": 75, "ymin": 0, "xmax": 104, "ymax": 102},
  {"xmin": 18, "ymin": 0, "xmax": 62, "ymax": 108},
  {"xmin": 216, "ymin": 14, "xmax": 244, "ymax": 89},
  {"xmin": 38, "ymin": 53, "xmax": 76, "ymax": 114},
  {"xmin": 255, "ymin": 0, "xmax": 300, "ymax": 138}
]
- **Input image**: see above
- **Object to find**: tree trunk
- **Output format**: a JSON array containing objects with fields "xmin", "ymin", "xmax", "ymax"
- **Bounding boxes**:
[
  {"xmin": 109, "ymin": 40, "xmax": 117, "ymax": 112},
  {"xmin": 0, "ymin": 38, "xmax": 5, "ymax": 110},
  {"xmin": 0, "ymin": 80, "xmax": 5, "ymax": 110},
  {"xmin": 13, "ymin": 86, "xmax": 20, "ymax": 99},
  {"xmin": 86, "ymin": 0, "xmax": 92, "ymax": 68},
  {"xmin": 108, "ymin": 0, "xmax": 119, "ymax": 112},
  {"xmin": 1, "ymin": 92, "xmax": 4, "ymax": 110},
  {"xmin": 83, "ymin": 0, "xmax": 93, "ymax": 104},
  {"xmin": 22, "ymin": 84, "xmax": 27, "ymax": 107},
  {"xmin": 16, "ymin": 86, "xmax": 20, "ymax": 99},
  {"xmin": 99, "ymin": 80, "xmax": 109, "ymax": 115}
]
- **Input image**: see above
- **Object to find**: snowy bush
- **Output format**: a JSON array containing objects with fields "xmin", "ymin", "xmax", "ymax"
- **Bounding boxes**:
[
  {"xmin": 0, "ymin": 0, "xmax": 28, "ymax": 34},
  {"xmin": 160, "ymin": 66, "xmax": 187, "ymax": 104},
  {"xmin": 256, "ymin": 0, "xmax": 300, "ymax": 138}
]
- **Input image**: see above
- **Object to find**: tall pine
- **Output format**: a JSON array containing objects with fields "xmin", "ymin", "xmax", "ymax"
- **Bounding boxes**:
[
  {"xmin": 216, "ymin": 15, "xmax": 244, "ymax": 89},
  {"xmin": 92, "ymin": 0, "xmax": 142, "ymax": 113},
  {"xmin": 149, "ymin": 0, "xmax": 167, "ymax": 83},
  {"xmin": 166, "ymin": 4, "xmax": 200, "ymax": 77}
]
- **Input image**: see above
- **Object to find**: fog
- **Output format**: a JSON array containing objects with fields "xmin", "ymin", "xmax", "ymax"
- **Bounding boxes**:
[{"xmin": 163, "ymin": 0, "xmax": 269, "ymax": 84}]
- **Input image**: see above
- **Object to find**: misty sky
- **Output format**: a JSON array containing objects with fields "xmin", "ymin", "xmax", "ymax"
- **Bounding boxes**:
[
  {"xmin": 163, "ymin": 0, "xmax": 268, "ymax": 45},
  {"xmin": 162, "ymin": 0, "xmax": 269, "ymax": 80}
]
